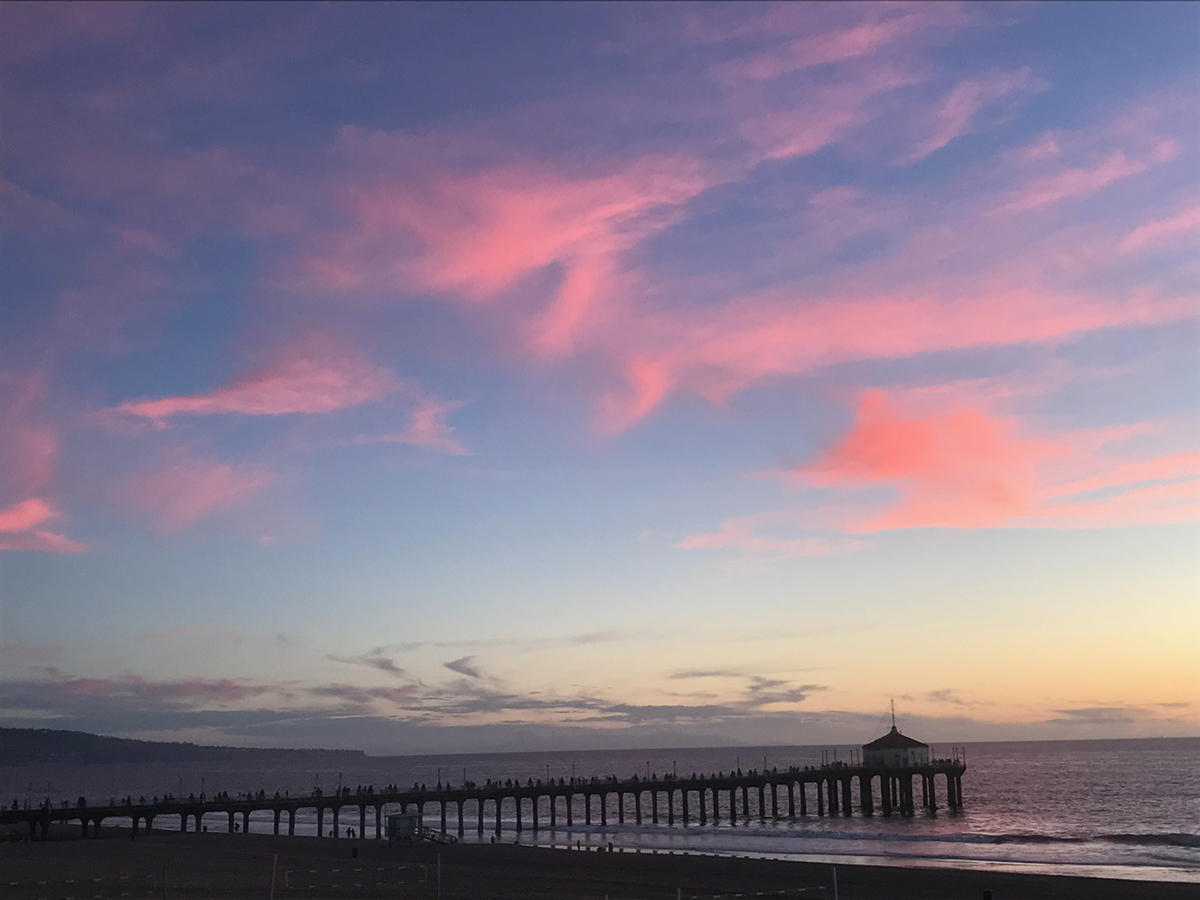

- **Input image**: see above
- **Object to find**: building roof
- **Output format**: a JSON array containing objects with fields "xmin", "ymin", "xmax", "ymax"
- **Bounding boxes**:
[{"xmin": 862, "ymin": 725, "xmax": 928, "ymax": 750}]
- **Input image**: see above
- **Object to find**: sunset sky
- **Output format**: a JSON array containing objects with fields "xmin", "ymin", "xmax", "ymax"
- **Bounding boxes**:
[{"xmin": 1, "ymin": 1, "xmax": 1197, "ymax": 754}]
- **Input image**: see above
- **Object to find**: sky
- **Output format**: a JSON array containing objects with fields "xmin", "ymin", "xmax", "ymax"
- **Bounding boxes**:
[{"xmin": 1, "ymin": 1, "xmax": 1197, "ymax": 755}]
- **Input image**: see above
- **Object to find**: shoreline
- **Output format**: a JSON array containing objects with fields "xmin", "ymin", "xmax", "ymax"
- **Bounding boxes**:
[{"xmin": 2, "ymin": 830, "xmax": 1197, "ymax": 899}]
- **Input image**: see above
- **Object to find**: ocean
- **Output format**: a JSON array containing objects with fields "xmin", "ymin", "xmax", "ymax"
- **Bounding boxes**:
[{"xmin": 4, "ymin": 737, "xmax": 1198, "ymax": 883}]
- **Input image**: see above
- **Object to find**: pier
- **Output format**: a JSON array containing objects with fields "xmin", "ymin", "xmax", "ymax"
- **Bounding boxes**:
[{"xmin": 2, "ymin": 760, "xmax": 965, "ymax": 842}]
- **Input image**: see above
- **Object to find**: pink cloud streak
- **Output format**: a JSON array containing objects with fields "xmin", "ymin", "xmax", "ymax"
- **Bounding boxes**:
[
  {"xmin": 378, "ymin": 398, "xmax": 471, "ymax": 456},
  {"xmin": 1119, "ymin": 202, "xmax": 1200, "ymax": 252},
  {"xmin": 111, "ymin": 340, "xmax": 400, "ymax": 423},
  {"xmin": 904, "ymin": 69, "xmax": 1036, "ymax": 163},
  {"xmin": 0, "ymin": 372, "xmax": 88, "ymax": 553},
  {"xmin": 711, "ymin": 5, "xmax": 964, "ymax": 83},
  {"xmin": 792, "ymin": 392, "xmax": 1200, "ymax": 533},
  {"xmin": 596, "ymin": 286, "xmax": 1188, "ymax": 433},
  {"xmin": 675, "ymin": 511, "xmax": 865, "ymax": 558},
  {"xmin": 1, "ymin": 372, "xmax": 58, "ymax": 499},
  {"xmin": 125, "ymin": 456, "xmax": 275, "ymax": 531},
  {"xmin": 0, "ymin": 497, "xmax": 55, "ymax": 532},
  {"xmin": 682, "ymin": 392, "xmax": 1199, "ymax": 553},
  {"xmin": 997, "ymin": 141, "xmax": 1178, "ymax": 214},
  {"xmin": 800, "ymin": 390, "xmax": 1058, "ymax": 530},
  {"xmin": 0, "ymin": 498, "xmax": 89, "ymax": 554},
  {"xmin": 299, "ymin": 135, "xmax": 713, "ymax": 355}
]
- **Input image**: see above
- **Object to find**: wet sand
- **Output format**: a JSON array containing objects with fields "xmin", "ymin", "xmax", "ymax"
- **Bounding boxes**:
[{"xmin": 0, "ymin": 829, "xmax": 1193, "ymax": 899}]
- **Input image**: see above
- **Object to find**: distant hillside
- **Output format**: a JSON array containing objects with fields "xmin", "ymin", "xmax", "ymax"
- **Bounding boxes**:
[{"xmin": 0, "ymin": 728, "xmax": 366, "ymax": 765}]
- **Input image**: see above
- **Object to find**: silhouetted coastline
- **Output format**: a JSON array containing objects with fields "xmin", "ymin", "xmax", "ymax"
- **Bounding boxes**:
[{"xmin": 0, "ymin": 727, "xmax": 364, "ymax": 765}]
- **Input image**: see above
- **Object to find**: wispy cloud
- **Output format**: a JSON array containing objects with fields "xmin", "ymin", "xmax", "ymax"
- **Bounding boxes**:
[
  {"xmin": 0, "ymin": 372, "xmax": 86, "ymax": 553},
  {"xmin": 0, "ymin": 501, "xmax": 90, "ymax": 554},
  {"xmin": 327, "ymin": 649, "xmax": 410, "ymax": 679},
  {"xmin": 444, "ymin": 656, "xmax": 483, "ymax": 679},
  {"xmin": 797, "ymin": 389, "xmax": 1056, "ymax": 531},
  {"xmin": 110, "ymin": 338, "xmax": 401, "ymax": 424},
  {"xmin": 712, "ymin": 11, "xmax": 932, "ymax": 83},
  {"xmin": 1119, "ymin": 201, "xmax": 1200, "ymax": 252},
  {"xmin": 789, "ymin": 390, "xmax": 1200, "ymax": 533},
  {"xmin": 297, "ymin": 135, "xmax": 713, "ymax": 356},
  {"xmin": 996, "ymin": 141, "xmax": 1178, "ymax": 214},
  {"xmin": 376, "ymin": 398, "xmax": 471, "ymax": 456},
  {"xmin": 924, "ymin": 689, "xmax": 968, "ymax": 706},
  {"xmin": 668, "ymin": 669, "xmax": 749, "ymax": 680},
  {"xmin": 676, "ymin": 512, "xmax": 865, "ymax": 558},
  {"xmin": 902, "ymin": 69, "xmax": 1038, "ymax": 163},
  {"xmin": 593, "ymin": 286, "xmax": 1186, "ymax": 434},
  {"xmin": 123, "ymin": 453, "xmax": 275, "ymax": 531}
]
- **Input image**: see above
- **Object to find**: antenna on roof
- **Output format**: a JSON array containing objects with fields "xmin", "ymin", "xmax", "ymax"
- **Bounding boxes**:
[{"xmin": 891, "ymin": 698, "xmax": 896, "ymax": 729}]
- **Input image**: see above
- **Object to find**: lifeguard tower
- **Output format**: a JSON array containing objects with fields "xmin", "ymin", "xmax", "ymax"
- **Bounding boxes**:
[{"xmin": 385, "ymin": 811, "xmax": 422, "ymax": 842}]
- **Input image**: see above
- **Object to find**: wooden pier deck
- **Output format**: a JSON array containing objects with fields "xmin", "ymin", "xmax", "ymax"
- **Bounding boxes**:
[{"xmin": 2, "ymin": 760, "xmax": 966, "ymax": 842}]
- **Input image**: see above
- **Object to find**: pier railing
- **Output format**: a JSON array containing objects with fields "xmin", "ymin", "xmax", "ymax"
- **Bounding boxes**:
[{"xmin": 2, "ymin": 760, "xmax": 966, "ymax": 842}]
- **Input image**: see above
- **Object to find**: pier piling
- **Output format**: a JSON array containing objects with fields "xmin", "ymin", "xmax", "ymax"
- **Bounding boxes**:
[{"xmin": 3, "ymin": 760, "xmax": 965, "ymax": 842}]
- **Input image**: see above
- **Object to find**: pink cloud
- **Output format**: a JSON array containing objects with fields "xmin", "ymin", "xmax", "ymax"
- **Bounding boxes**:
[
  {"xmin": 739, "ymin": 103, "xmax": 867, "ymax": 163},
  {"xmin": 1032, "ymin": 478, "xmax": 1200, "ymax": 530},
  {"xmin": 0, "ymin": 497, "xmax": 55, "ymax": 532},
  {"xmin": 903, "ymin": 69, "xmax": 1036, "ymax": 163},
  {"xmin": 125, "ymin": 456, "xmax": 275, "ymax": 531},
  {"xmin": 0, "ymin": 498, "xmax": 89, "ymax": 554},
  {"xmin": 0, "ymin": 530, "xmax": 90, "ymax": 554},
  {"xmin": 1049, "ymin": 452, "xmax": 1200, "ymax": 498},
  {"xmin": 753, "ymin": 392, "xmax": 1200, "ymax": 535},
  {"xmin": 0, "ymin": 371, "xmax": 58, "ymax": 499},
  {"xmin": 111, "ymin": 339, "xmax": 400, "ymax": 423},
  {"xmin": 734, "ymin": 65, "xmax": 920, "ymax": 163},
  {"xmin": 1019, "ymin": 133, "xmax": 1061, "ymax": 162},
  {"xmin": 707, "ymin": 6, "xmax": 976, "ymax": 167},
  {"xmin": 797, "ymin": 390, "xmax": 1059, "ymax": 530},
  {"xmin": 716, "ymin": 19, "xmax": 913, "ymax": 82},
  {"xmin": 676, "ymin": 512, "xmax": 865, "ymax": 558},
  {"xmin": 1119, "ymin": 202, "xmax": 1200, "ymax": 252},
  {"xmin": 0, "ymin": 373, "xmax": 88, "ymax": 553},
  {"xmin": 298, "ymin": 140, "xmax": 712, "ymax": 355},
  {"xmin": 997, "ymin": 141, "xmax": 1178, "ymax": 214},
  {"xmin": 711, "ymin": 5, "xmax": 964, "ymax": 83},
  {"xmin": 595, "ymin": 286, "xmax": 1187, "ymax": 432},
  {"xmin": 378, "ymin": 398, "xmax": 471, "ymax": 456},
  {"xmin": 598, "ymin": 357, "xmax": 674, "ymax": 436}
]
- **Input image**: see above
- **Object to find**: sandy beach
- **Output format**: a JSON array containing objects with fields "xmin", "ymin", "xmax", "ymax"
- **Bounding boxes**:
[{"xmin": 1, "ymin": 829, "xmax": 1193, "ymax": 900}]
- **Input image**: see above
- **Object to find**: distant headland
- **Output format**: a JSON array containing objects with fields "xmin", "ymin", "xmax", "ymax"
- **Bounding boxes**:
[{"xmin": 0, "ymin": 728, "xmax": 365, "ymax": 765}]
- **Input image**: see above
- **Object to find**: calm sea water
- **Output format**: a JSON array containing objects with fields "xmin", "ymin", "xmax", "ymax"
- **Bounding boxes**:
[{"xmin": 4, "ymin": 738, "xmax": 1198, "ymax": 882}]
